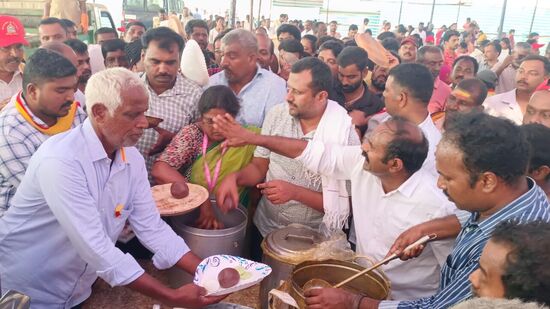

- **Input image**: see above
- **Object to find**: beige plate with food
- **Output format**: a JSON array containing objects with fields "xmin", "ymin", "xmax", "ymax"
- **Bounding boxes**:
[{"xmin": 152, "ymin": 183, "xmax": 209, "ymax": 216}]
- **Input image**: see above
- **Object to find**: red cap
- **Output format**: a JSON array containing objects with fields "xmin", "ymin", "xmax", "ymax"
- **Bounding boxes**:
[
  {"xmin": 400, "ymin": 37, "xmax": 417, "ymax": 48},
  {"xmin": 0, "ymin": 15, "xmax": 29, "ymax": 48},
  {"xmin": 531, "ymin": 42, "xmax": 545, "ymax": 50}
]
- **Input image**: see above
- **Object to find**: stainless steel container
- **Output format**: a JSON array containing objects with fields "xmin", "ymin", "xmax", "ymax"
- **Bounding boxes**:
[
  {"xmin": 168, "ymin": 201, "xmax": 247, "ymax": 288},
  {"xmin": 259, "ymin": 224, "xmax": 325, "ymax": 309}
]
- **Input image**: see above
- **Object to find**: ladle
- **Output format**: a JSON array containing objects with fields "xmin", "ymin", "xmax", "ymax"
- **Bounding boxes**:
[{"xmin": 302, "ymin": 234, "xmax": 437, "ymax": 291}]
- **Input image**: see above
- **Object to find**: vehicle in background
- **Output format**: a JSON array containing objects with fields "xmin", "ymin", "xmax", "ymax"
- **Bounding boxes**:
[
  {"xmin": 0, "ymin": 0, "xmax": 115, "ymax": 48},
  {"xmin": 91, "ymin": 0, "xmax": 184, "ymax": 32}
]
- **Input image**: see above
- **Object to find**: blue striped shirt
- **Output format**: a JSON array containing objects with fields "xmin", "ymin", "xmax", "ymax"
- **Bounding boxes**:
[{"xmin": 379, "ymin": 179, "xmax": 550, "ymax": 309}]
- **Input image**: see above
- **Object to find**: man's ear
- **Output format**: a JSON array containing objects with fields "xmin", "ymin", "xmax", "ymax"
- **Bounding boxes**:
[{"xmin": 91, "ymin": 103, "xmax": 109, "ymax": 124}]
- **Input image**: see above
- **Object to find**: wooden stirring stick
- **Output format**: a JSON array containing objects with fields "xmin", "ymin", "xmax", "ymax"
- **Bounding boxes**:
[{"xmin": 333, "ymin": 234, "xmax": 437, "ymax": 288}]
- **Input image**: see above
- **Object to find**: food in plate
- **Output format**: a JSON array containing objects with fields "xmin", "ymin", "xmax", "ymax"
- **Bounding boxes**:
[
  {"xmin": 145, "ymin": 115, "xmax": 163, "ymax": 128},
  {"xmin": 170, "ymin": 182, "xmax": 189, "ymax": 199},
  {"xmin": 217, "ymin": 267, "xmax": 240, "ymax": 288}
]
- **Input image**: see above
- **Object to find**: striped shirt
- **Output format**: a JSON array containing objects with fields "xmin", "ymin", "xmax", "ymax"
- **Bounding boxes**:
[
  {"xmin": 0, "ymin": 93, "xmax": 87, "ymax": 216},
  {"xmin": 136, "ymin": 73, "xmax": 202, "ymax": 183},
  {"xmin": 379, "ymin": 179, "xmax": 550, "ymax": 309}
]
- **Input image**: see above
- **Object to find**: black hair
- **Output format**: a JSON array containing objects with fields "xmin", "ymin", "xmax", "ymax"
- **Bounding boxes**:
[
  {"xmin": 64, "ymin": 39, "xmax": 87, "ymax": 55},
  {"xmin": 125, "ymin": 39, "xmax": 143, "ymax": 67},
  {"xmin": 444, "ymin": 112, "xmax": 529, "ymax": 186},
  {"xmin": 126, "ymin": 21, "xmax": 147, "ymax": 31},
  {"xmin": 344, "ymin": 40, "xmax": 357, "ymax": 47},
  {"xmin": 95, "ymin": 27, "xmax": 117, "ymax": 41},
  {"xmin": 365, "ymin": 29, "xmax": 372, "ymax": 35},
  {"xmin": 39, "ymin": 17, "xmax": 64, "ymax": 28},
  {"xmin": 491, "ymin": 220, "xmax": 550, "ymax": 304},
  {"xmin": 198, "ymin": 85, "xmax": 240, "ymax": 117},
  {"xmin": 459, "ymin": 41, "xmax": 468, "ymax": 50},
  {"xmin": 521, "ymin": 124, "xmax": 550, "ymax": 181},
  {"xmin": 185, "ymin": 19, "xmax": 209, "ymax": 36},
  {"xmin": 349, "ymin": 24, "xmax": 358, "ymax": 31},
  {"xmin": 528, "ymin": 32, "xmax": 539, "ymax": 39},
  {"xmin": 389, "ymin": 63, "xmax": 434, "ymax": 105},
  {"xmin": 501, "ymin": 37, "xmax": 511, "ymax": 50},
  {"xmin": 485, "ymin": 40, "xmax": 502, "ymax": 56},
  {"xmin": 456, "ymin": 78, "xmax": 488, "ymax": 106},
  {"xmin": 337, "ymin": 46, "xmax": 369, "ymax": 71},
  {"xmin": 396, "ymin": 24, "xmax": 407, "ymax": 35},
  {"xmin": 214, "ymin": 28, "xmax": 233, "ymax": 46},
  {"xmin": 453, "ymin": 55, "xmax": 479, "ymax": 75},
  {"xmin": 278, "ymin": 39, "xmax": 304, "ymax": 55},
  {"xmin": 363, "ymin": 18, "xmax": 369, "ymax": 24},
  {"xmin": 389, "ymin": 50, "xmax": 402, "ymax": 64},
  {"xmin": 59, "ymin": 18, "xmax": 76, "ymax": 30},
  {"xmin": 101, "ymin": 38, "xmax": 126, "ymax": 59},
  {"xmin": 291, "ymin": 57, "xmax": 333, "ymax": 94},
  {"xmin": 417, "ymin": 45, "xmax": 443, "ymax": 63},
  {"xmin": 142, "ymin": 27, "xmax": 185, "ymax": 54},
  {"xmin": 302, "ymin": 34, "xmax": 317, "ymax": 55},
  {"xmin": 381, "ymin": 117, "xmax": 429, "ymax": 175},
  {"xmin": 442, "ymin": 30, "xmax": 460, "ymax": 42},
  {"xmin": 277, "ymin": 24, "xmax": 301, "ymax": 41},
  {"xmin": 317, "ymin": 40, "xmax": 344, "ymax": 58},
  {"xmin": 377, "ymin": 31, "xmax": 396, "ymax": 41},
  {"xmin": 23, "ymin": 48, "xmax": 76, "ymax": 95},
  {"xmin": 159, "ymin": 8, "xmax": 166, "ymax": 14},
  {"xmin": 521, "ymin": 55, "xmax": 550, "ymax": 75},
  {"xmin": 381, "ymin": 38, "xmax": 400, "ymax": 53}
]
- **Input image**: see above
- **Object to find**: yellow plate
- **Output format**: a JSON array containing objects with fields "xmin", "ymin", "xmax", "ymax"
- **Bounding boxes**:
[{"xmin": 152, "ymin": 183, "xmax": 209, "ymax": 216}]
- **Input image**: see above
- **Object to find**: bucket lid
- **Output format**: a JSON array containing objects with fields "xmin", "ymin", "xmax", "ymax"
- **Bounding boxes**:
[{"xmin": 264, "ymin": 224, "xmax": 325, "ymax": 258}]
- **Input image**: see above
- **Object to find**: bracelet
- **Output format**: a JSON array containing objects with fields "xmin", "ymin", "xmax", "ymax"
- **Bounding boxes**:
[{"xmin": 352, "ymin": 294, "xmax": 366, "ymax": 309}]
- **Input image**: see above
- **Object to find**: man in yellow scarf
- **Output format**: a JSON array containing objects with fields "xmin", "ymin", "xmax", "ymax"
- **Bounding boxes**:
[{"xmin": 0, "ymin": 48, "xmax": 87, "ymax": 216}]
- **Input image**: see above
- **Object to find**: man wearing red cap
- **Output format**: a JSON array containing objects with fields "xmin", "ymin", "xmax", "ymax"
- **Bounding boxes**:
[
  {"xmin": 0, "ymin": 16, "xmax": 29, "ymax": 109},
  {"xmin": 398, "ymin": 37, "xmax": 417, "ymax": 64}
]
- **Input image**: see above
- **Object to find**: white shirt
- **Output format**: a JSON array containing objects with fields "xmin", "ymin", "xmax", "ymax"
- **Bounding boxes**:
[
  {"xmin": 0, "ymin": 119, "xmax": 189, "ymax": 308},
  {"xmin": 296, "ymin": 143, "xmax": 455, "ymax": 300},
  {"xmin": 75, "ymin": 88, "xmax": 86, "ymax": 111},
  {"xmin": 301, "ymin": 29, "xmax": 314, "ymax": 36},
  {"xmin": 0, "ymin": 71, "xmax": 22, "ymax": 102},
  {"xmin": 418, "ymin": 115, "xmax": 442, "ymax": 177},
  {"xmin": 483, "ymin": 88, "xmax": 523, "ymax": 125}
]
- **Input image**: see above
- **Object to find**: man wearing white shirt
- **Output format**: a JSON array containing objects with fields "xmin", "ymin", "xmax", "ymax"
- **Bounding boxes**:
[
  {"xmin": 484, "ymin": 55, "xmax": 550, "ymax": 125},
  {"xmin": 214, "ymin": 116, "xmax": 454, "ymax": 299},
  {"xmin": 371, "ymin": 63, "xmax": 442, "ymax": 176},
  {"xmin": 0, "ymin": 68, "xmax": 224, "ymax": 308},
  {"xmin": 301, "ymin": 20, "xmax": 314, "ymax": 37}
]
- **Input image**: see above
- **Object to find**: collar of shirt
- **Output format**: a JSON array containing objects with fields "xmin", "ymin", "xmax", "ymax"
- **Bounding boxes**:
[
  {"xmin": 433, "ymin": 76, "xmax": 443, "ymax": 90},
  {"xmin": 382, "ymin": 169, "xmax": 425, "ymax": 199},
  {"xmin": 81, "ymin": 118, "xmax": 127, "ymax": 166},
  {"xmin": 499, "ymin": 89, "xmax": 519, "ymax": 107},
  {"xmin": 217, "ymin": 64, "xmax": 264, "ymax": 95},
  {"xmin": 0, "ymin": 70, "xmax": 22, "ymax": 85},
  {"xmin": 17, "ymin": 92, "xmax": 49, "ymax": 127},
  {"xmin": 142, "ymin": 73, "xmax": 197, "ymax": 98},
  {"xmin": 467, "ymin": 178, "xmax": 540, "ymax": 233}
]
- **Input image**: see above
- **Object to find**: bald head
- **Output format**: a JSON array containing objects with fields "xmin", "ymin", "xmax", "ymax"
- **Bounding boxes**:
[
  {"xmin": 376, "ymin": 117, "xmax": 429, "ymax": 175},
  {"xmin": 40, "ymin": 42, "xmax": 78, "ymax": 67},
  {"xmin": 524, "ymin": 90, "xmax": 550, "ymax": 128}
]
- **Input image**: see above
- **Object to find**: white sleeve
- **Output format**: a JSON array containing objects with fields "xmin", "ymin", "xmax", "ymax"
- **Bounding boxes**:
[
  {"xmin": 37, "ymin": 158, "xmax": 144, "ymax": 287},
  {"xmin": 296, "ymin": 142, "xmax": 362, "ymax": 180}
]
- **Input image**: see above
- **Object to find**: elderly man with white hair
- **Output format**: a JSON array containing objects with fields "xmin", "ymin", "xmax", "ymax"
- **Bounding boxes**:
[
  {"xmin": 0, "ymin": 68, "xmax": 225, "ymax": 308},
  {"xmin": 208, "ymin": 29, "xmax": 286, "ymax": 127}
]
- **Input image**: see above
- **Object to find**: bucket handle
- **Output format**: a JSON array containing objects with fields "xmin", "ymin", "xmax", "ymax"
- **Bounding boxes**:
[{"xmin": 285, "ymin": 233, "xmax": 315, "ymax": 244}]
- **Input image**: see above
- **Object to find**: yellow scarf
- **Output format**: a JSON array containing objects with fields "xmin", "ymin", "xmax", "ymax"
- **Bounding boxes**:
[{"xmin": 15, "ymin": 93, "xmax": 79, "ymax": 136}]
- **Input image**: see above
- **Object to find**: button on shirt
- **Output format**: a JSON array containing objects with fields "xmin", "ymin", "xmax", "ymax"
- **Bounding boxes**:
[
  {"xmin": 428, "ymin": 77, "xmax": 452, "ymax": 114},
  {"xmin": 0, "ymin": 93, "xmax": 87, "ymax": 216},
  {"xmin": 208, "ymin": 65, "xmax": 287, "ymax": 127},
  {"xmin": 483, "ymin": 88, "xmax": 523, "ymax": 125},
  {"xmin": 380, "ymin": 179, "xmax": 550, "ymax": 309},
  {"xmin": 136, "ymin": 73, "xmax": 202, "ymax": 182},
  {"xmin": 296, "ymin": 142, "xmax": 455, "ymax": 299},
  {"xmin": 0, "ymin": 71, "xmax": 22, "ymax": 102},
  {"xmin": 0, "ymin": 119, "xmax": 189, "ymax": 308}
]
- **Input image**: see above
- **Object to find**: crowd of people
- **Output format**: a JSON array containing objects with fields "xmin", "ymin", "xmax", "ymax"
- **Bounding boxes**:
[{"xmin": 0, "ymin": 5, "xmax": 549, "ymax": 309}]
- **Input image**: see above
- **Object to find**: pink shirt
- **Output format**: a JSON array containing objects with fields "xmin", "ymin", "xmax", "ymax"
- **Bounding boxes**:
[{"xmin": 428, "ymin": 77, "xmax": 452, "ymax": 114}]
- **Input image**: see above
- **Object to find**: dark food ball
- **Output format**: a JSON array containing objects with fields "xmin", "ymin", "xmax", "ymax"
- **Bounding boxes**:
[
  {"xmin": 170, "ymin": 182, "xmax": 189, "ymax": 199},
  {"xmin": 217, "ymin": 267, "xmax": 240, "ymax": 288}
]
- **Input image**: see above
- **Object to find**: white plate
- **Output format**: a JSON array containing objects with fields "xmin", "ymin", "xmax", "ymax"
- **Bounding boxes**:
[{"xmin": 194, "ymin": 254, "xmax": 272, "ymax": 296}]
